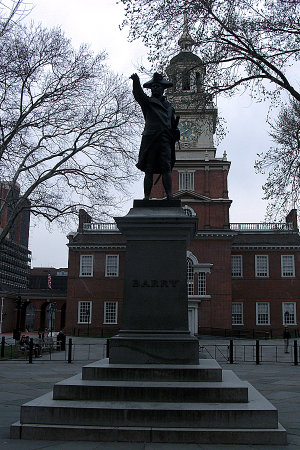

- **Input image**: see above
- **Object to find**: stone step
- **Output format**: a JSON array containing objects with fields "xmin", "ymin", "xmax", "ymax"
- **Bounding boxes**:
[
  {"xmin": 82, "ymin": 358, "xmax": 222, "ymax": 382},
  {"xmin": 10, "ymin": 422, "xmax": 287, "ymax": 445},
  {"xmin": 53, "ymin": 370, "xmax": 248, "ymax": 403},
  {"xmin": 19, "ymin": 383, "xmax": 278, "ymax": 429}
]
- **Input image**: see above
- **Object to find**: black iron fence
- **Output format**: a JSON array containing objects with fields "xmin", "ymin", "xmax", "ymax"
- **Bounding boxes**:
[
  {"xmin": 0, "ymin": 336, "xmax": 299, "ymax": 365},
  {"xmin": 200, "ymin": 339, "xmax": 299, "ymax": 365},
  {"xmin": 0, "ymin": 336, "xmax": 107, "ymax": 362},
  {"xmin": 198, "ymin": 327, "xmax": 300, "ymax": 339}
]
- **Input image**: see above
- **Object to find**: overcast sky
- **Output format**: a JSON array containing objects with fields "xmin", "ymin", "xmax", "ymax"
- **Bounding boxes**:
[{"xmin": 27, "ymin": 0, "xmax": 272, "ymax": 268}]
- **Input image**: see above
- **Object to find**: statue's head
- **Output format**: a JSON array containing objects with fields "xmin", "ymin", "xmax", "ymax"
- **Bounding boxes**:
[{"xmin": 143, "ymin": 72, "xmax": 173, "ymax": 98}]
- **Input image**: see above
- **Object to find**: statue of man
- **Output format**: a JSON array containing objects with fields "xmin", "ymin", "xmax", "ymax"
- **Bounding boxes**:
[{"xmin": 130, "ymin": 72, "xmax": 180, "ymax": 200}]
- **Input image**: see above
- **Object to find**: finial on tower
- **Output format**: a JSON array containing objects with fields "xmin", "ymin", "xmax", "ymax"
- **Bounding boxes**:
[{"xmin": 178, "ymin": 13, "xmax": 195, "ymax": 52}]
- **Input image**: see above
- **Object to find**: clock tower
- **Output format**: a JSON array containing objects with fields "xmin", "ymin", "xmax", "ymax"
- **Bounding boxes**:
[
  {"xmin": 151, "ymin": 19, "xmax": 233, "ymax": 334},
  {"xmin": 151, "ymin": 18, "xmax": 231, "ymax": 230}
]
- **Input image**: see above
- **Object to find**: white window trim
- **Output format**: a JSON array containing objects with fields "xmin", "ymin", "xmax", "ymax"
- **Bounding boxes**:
[
  {"xmin": 232, "ymin": 302, "xmax": 244, "ymax": 326},
  {"xmin": 77, "ymin": 301, "xmax": 92, "ymax": 324},
  {"xmin": 79, "ymin": 255, "xmax": 94, "ymax": 277},
  {"xmin": 256, "ymin": 302, "xmax": 270, "ymax": 326},
  {"xmin": 105, "ymin": 254, "xmax": 119, "ymax": 277},
  {"xmin": 187, "ymin": 257, "xmax": 194, "ymax": 296},
  {"xmin": 104, "ymin": 301, "xmax": 118, "ymax": 324},
  {"xmin": 198, "ymin": 272, "xmax": 206, "ymax": 296},
  {"xmin": 231, "ymin": 255, "xmax": 243, "ymax": 278},
  {"xmin": 183, "ymin": 205, "xmax": 196, "ymax": 216},
  {"xmin": 282, "ymin": 302, "xmax": 297, "ymax": 325},
  {"xmin": 255, "ymin": 255, "xmax": 269, "ymax": 278},
  {"xmin": 281, "ymin": 255, "xmax": 295, "ymax": 278}
]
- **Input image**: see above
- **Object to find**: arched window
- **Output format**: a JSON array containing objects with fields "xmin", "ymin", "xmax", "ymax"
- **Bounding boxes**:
[
  {"xmin": 184, "ymin": 208, "xmax": 192, "ymax": 217},
  {"xmin": 182, "ymin": 71, "xmax": 191, "ymax": 91},
  {"xmin": 172, "ymin": 74, "xmax": 177, "ymax": 92},
  {"xmin": 183, "ymin": 205, "xmax": 196, "ymax": 216},
  {"xmin": 25, "ymin": 302, "xmax": 35, "ymax": 332},
  {"xmin": 196, "ymin": 72, "xmax": 202, "ymax": 92},
  {"xmin": 187, "ymin": 258, "xmax": 194, "ymax": 295}
]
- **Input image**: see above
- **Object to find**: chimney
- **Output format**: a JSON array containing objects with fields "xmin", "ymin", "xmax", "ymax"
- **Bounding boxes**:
[
  {"xmin": 78, "ymin": 209, "xmax": 92, "ymax": 232},
  {"xmin": 286, "ymin": 209, "xmax": 298, "ymax": 231}
]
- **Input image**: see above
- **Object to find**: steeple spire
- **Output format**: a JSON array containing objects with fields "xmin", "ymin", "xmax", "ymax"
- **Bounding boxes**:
[{"xmin": 178, "ymin": 13, "xmax": 195, "ymax": 52}]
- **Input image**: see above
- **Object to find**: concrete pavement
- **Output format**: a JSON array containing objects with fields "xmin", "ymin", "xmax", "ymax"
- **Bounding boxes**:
[{"xmin": 0, "ymin": 337, "xmax": 299, "ymax": 449}]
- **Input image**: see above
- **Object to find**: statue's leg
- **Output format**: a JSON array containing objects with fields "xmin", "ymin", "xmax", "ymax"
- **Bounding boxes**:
[
  {"xmin": 144, "ymin": 172, "xmax": 153, "ymax": 200},
  {"xmin": 162, "ymin": 171, "xmax": 173, "ymax": 200}
]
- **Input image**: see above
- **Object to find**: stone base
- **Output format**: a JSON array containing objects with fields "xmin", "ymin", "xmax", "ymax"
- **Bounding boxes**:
[
  {"xmin": 109, "ymin": 332, "xmax": 199, "ymax": 364},
  {"xmin": 11, "ymin": 358, "xmax": 287, "ymax": 445}
]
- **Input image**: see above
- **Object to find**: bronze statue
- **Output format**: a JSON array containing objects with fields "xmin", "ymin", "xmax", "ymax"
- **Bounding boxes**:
[{"xmin": 130, "ymin": 72, "xmax": 180, "ymax": 200}]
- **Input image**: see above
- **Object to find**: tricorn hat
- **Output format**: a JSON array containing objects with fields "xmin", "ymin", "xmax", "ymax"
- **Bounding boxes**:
[{"xmin": 143, "ymin": 72, "xmax": 173, "ymax": 89}]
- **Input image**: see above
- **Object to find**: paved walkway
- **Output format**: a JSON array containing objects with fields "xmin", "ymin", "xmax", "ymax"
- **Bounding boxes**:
[{"xmin": 0, "ymin": 336, "xmax": 299, "ymax": 449}]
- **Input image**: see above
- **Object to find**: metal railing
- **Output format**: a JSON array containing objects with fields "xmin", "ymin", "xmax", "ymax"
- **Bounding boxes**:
[
  {"xmin": 83, "ymin": 223, "xmax": 119, "ymax": 232},
  {"xmin": 83, "ymin": 222, "xmax": 295, "ymax": 233},
  {"xmin": 200, "ymin": 340, "xmax": 299, "ymax": 364},
  {"xmin": 1, "ymin": 337, "xmax": 299, "ymax": 365},
  {"xmin": 230, "ymin": 222, "xmax": 294, "ymax": 231},
  {"xmin": 0, "ymin": 337, "xmax": 107, "ymax": 362}
]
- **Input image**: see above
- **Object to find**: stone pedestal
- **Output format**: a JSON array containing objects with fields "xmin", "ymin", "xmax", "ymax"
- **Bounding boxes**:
[
  {"xmin": 11, "ymin": 359, "xmax": 287, "ymax": 445},
  {"xmin": 10, "ymin": 199, "xmax": 287, "ymax": 445},
  {"xmin": 109, "ymin": 199, "xmax": 199, "ymax": 364}
]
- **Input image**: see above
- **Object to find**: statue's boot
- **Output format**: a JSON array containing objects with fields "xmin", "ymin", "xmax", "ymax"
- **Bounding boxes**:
[
  {"xmin": 143, "ymin": 173, "xmax": 153, "ymax": 200},
  {"xmin": 162, "ymin": 172, "xmax": 174, "ymax": 200}
]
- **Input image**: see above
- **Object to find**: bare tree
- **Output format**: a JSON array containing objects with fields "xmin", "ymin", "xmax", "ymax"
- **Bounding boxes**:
[
  {"xmin": 255, "ymin": 99, "xmax": 300, "ymax": 218},
  {"xmin": 0, "ymin": 0, "xmax": 31, "ymax": 37},
  {"xmin": 120, "ymin": 0, "xmax": 300, "ymax": 102},
  {"xmin": 0, "ymin": 21, "xmax": 141, "ymax": 244},
  {"xmin": 120, "ymin": 0, "xmax": 300, "ymax": 217}
]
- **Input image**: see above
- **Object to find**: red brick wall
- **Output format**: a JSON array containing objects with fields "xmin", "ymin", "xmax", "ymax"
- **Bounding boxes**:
[
  {"xmin": 189, "ymin": 238, "xmax": 233, "ymax": 330},
  {"xmin": 65, "ymin": 249, "xmax": 125, "ymax": 334},
  {"xmin": 232, "ymin": 251, "xmax": 300, "ymax": 333},
  {"xmin": 150, "ymin": 168, "xmax": 229, "ymax": 201}
]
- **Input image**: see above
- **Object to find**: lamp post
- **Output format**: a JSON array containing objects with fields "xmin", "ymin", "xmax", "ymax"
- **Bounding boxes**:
[{"xmin": 48, "ymin": 303, "xmax": 57, "ymax": 337}]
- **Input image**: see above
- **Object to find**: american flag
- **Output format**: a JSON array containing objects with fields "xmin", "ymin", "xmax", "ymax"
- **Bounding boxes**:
[{"xmin": 48, "ymin": 272, "xmax": 52, "ymax": 289}]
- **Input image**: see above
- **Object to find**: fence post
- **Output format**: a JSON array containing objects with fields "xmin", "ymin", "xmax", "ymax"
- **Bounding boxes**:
[
  {"xmin": 229, "ymin": 339, "xmax": 233, "ymax": 364},
  {"xmin": 256, "ymin": 339, "xmax": 260, "ymax": 365},
  {"xmin": 1, "ymin": 336, "xmax": 5, "ymax": 358},
  {"xmin": 68, "ymin": 338, "xmax": 72, "ymax": 363},
  {"xmin": 28, "ymin": 338, "xmax": 33, "ymax": 364},
  {"xmin": 106, "ymin": 339, "xmax": 110, "ymax": 358},
  {"xmin": 294, "ymin": 340, "xmax": 298, "ymax": 366}
]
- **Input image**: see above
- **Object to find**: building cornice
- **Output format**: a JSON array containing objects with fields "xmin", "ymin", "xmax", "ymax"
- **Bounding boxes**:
[
  {"xmin": 68, "ymin": 244, "xmax": 126, "ymax": 251},
  {"xmin": 172, "ymin": 190, "xmax": 232, "ymax": 203},
  {"xmin": 174, "ymin": 160, "xmax": 231, "ymax": 170},
  {"xmin": 196, "ymin": 230, "xmax": 236, "ymax": 240},
  {"xmin": 232, "ymin": 245, "xmax": 300, "ymax": 251}
]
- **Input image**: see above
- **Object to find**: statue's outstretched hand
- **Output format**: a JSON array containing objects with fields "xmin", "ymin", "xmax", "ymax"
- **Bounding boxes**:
[{"xmin": 130, "ymin": 73, "xmax": 139, "ymax": 82}]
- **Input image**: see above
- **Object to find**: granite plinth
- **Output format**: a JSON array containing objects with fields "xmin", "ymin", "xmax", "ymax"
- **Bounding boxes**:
[
  {"xmin": 109, "ymin": 332, "xmax": 199, "ymax": 364},
  {"xmin": 111, "ymin": 200, "xmax": 199, "ymax": 364}
]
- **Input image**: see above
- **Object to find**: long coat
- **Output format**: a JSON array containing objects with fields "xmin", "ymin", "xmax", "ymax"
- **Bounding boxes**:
[{"xmin": 132, "ymin": 78, "xmax": 179, "ymax": 174}]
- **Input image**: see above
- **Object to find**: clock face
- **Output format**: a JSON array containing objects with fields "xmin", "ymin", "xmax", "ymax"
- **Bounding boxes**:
[{"xmin": 178, "ymin": 120, "xmax": 197, "ymax": 143}]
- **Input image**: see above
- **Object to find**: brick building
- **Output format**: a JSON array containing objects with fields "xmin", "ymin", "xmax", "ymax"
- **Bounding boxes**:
[
  {"xmin": 0, "ymin": 182, "xmax": 67, "ymax": 334},
  {"xmin": 64, "ymin": 26, "xmax": 300, "ymax": 338},
  {"xmin": 0, "ymin": 267, "xmax": 67, "ymax": 334},
  {"xmin": 0, "ymin": 182, "xmax": 31, "ymax": 291}
]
